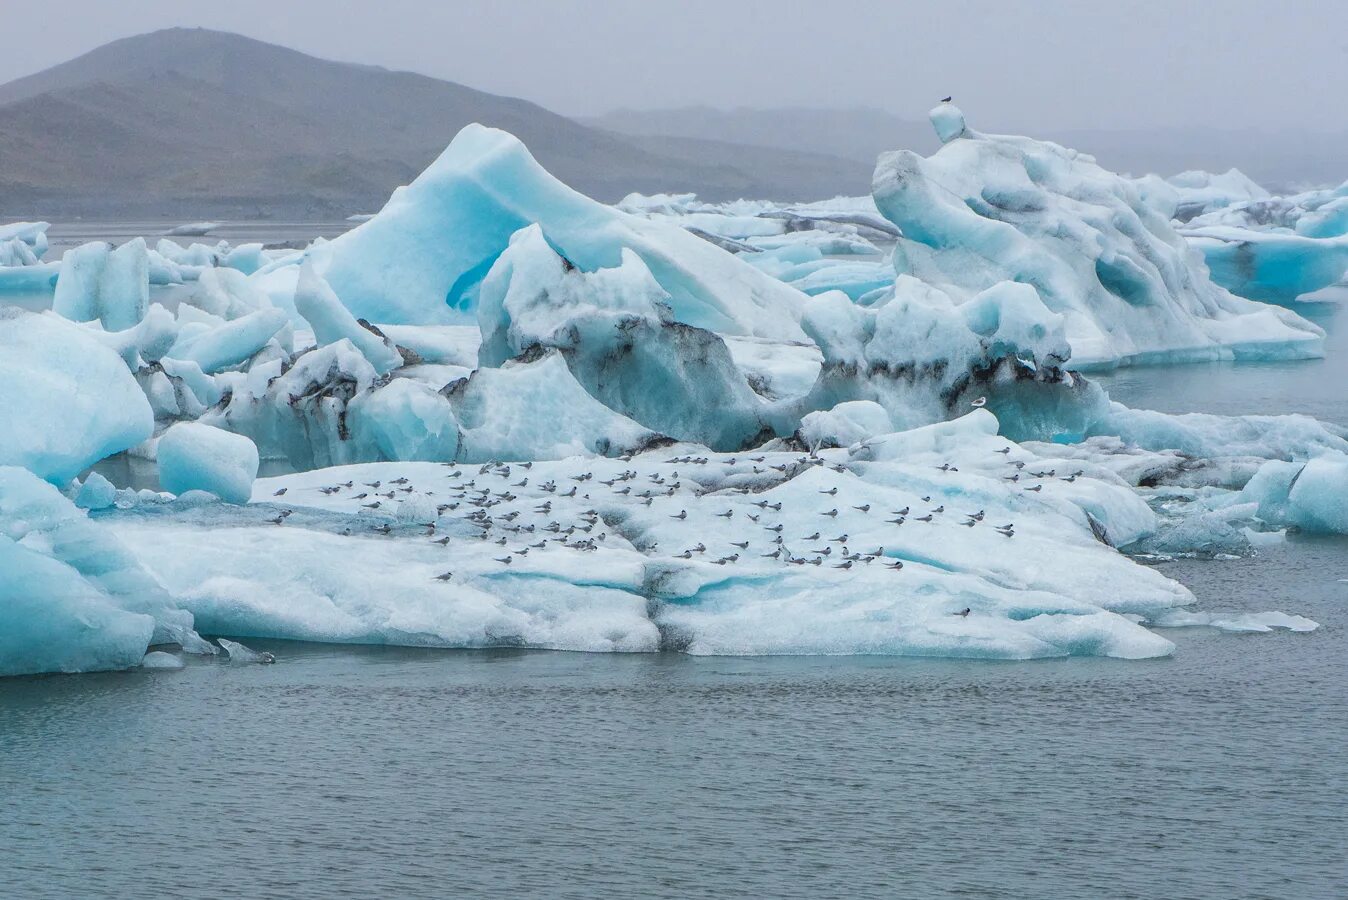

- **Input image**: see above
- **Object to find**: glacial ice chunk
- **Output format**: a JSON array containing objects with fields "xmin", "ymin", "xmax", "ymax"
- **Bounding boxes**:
[
  {"xmin": 166, "ymin": 307, "xmax": 289, "ymax": 374},
  {"xmin": 349, "ymin": 378, "xmax": 460, "ymax": 462},
  {"xmin": 52, "ymin": 239, "xmax": 151, "ymax": 331},
  {"xmin": 268, "ymin": 125, "xmax": 807, "ymax": 340},
  {"xmin": 0, "ymin": 310, "xmax": 154, "ymax": 482},
  {"xmin": 294, "ymin": 261, "xmax": 402, "ymax": 374},
  {"xmin": 140, "ymin": 650, "xmax": 186, "ymax": 669},
  {"xmin": 449, "ymin": 351, "xmax": 657, "ymax": 462},
  {"xmin": 75, "ymin": 472, "xmax": 118, "ymax": 510},
  {"xmin": 0, "ymin": 466, "xmax": 203, "ymax": 676},
  {"xmin": 873, "ymin": 108, "xmax": 1323, "ymax": 368},
  {"xmin": 157, "ymin": 423, "xmax": 260, "ymax": 504},
  {"xmin": 798, "ymin": 401, "xmax": 893, "ymax": 449},
  {"xmin": 477, "ymin": 225, "xmax": 772, "ymax": 448},
  {"xmin": 217, "ymin": 638, "xmax": 275, "ymax": 664},
  {"xmin": 1238, "ymin": 452, "xmax": 1348, "ymax": 534}
]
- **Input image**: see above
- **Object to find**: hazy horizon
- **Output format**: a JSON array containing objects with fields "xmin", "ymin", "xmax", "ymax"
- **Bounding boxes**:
[{"xmin": 5, "ymin": 1, "xmax": 1348, "ymax": 136}]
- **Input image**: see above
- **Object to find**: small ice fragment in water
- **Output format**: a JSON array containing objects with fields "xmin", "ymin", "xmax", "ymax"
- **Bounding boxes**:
[
  {"xmin": 141, "ymin": 651, "xmax": 185, "ymax": 670},
  {"xmin": 217, "ymin": 638, "xmax": 276, "ymax": 664}
]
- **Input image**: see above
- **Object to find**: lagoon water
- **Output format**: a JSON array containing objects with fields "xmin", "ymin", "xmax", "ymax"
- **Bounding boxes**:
[{"xmin": 2, "ymin": 237, "xmax": 1345, "ymax": 897}]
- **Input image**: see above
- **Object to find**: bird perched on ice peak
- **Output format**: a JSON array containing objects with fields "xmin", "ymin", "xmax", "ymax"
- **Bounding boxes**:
[{"xmin": 970, "ymin": 396, "xmax": 987, "ymax": 408}]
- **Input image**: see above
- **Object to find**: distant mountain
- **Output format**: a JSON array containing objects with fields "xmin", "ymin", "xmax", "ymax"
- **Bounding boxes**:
[
  {"xmin": 588, "ymin": 107, "xmax": 1348, "ymax": 192},
  {"xmin": 585, "ymin": 106, "xmax": 939, "ymax": 167},
  {"xmin": 0, "ymin": 29, "xmax": 868, "ymax": 218}
]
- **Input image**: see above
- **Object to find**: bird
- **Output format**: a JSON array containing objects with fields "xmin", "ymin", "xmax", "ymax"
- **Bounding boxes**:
[
  {"xmin": 496, "ymin": 556, "xmax": 513, "ymax": 565},
  {"xmin": 916, "ymin": 515, "xmax": 933, "ymax": 523},
  {"xmin": 853, "ymin": 504, "xmax": 871, "ymax": 513},
  {"xmin": 434, "ymin": 572, "xmax": 453, "ymax": 582},
  {"xmin": 731, "ymin": 541, "xmax": 749, "ymax": 550},
  {"xmin": 886, "ymin": 517, "xmax": 906, "ymax": 525},
  {"xmin": 716, "ymin": 510, "xmax": 734, "ymax": 519},
  {"xmin": 433, "ymin": 536, "xmax": 452, "ymax": 545},
  {"xmin": 830, "ymin": 534, "xmax": 849, "ymax": 543},
  {"xmin": 267, "ymin": 515, "xmax": 285, "ymax": 525},
  {"xmin": 932, "ymin": 505, "xmax": 945, "ymax": 514},
  {"xmin": 1026, "ymin": 485, "xmax": 1043, "ymax": 493},
  {"xmin": 996, "ymin": 447, "xmax": 1011, "ymax": 455},
  {"xmin": 819, "ymin": 487, "xmax": 838, "ymax": 496},
  {"xmin": 833, "ymin": 561, "xmax": 853, "ymax": 570},
  {"xmin": 970, "ymin": 396, "xmax": 987, "ymax": 408},
  {"xmin": 671, "ymin": 510, "xmax": 687, "ymax": 520},
  {"xmin": 937, "ymin": 463, "xmax": 957, "ymax": 473},
  {"xmin": 954, "ymin": 607, "xmax": 971, "ymax": 617},
  {"xmin": 941, "ymin": 95, "xmax": 953, "ymax": 103},
  {"xmin": 967, "ymin": 511, "xmax": 985, "ymax": 521},
  {"xmin": 893, "ymin": 507, "xmax": 910, "ymax": 516},
  {"xmin": 803, "ymin": 532, "xmax": 820, "ymax": 541},
  {"xmin": 822, "ymin": 509, "xmax": 838, "ymax": 518},
  {"xmin": 273, "ymin": 487, "xmax": 287, "ymax": 497}
]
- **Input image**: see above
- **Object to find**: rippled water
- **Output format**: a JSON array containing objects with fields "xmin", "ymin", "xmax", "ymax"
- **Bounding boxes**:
[
  {"xmin": 3, "ymin": 237, "xmax": 1346, "ymax": 896},
  {"xmin": 3, "ymin": 544, "xmax": 1345, "ymax": 899}
]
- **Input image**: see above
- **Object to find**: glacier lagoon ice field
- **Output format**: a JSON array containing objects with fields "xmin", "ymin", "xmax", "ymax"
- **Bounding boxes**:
[{"xmin": 3, "ymin": 105, "xmax": 1348, "ymax": 897}]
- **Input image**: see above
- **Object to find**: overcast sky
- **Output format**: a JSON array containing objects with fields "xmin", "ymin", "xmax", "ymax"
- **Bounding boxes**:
[{"xmin": 4, "ymin": 0, "xmax": 1346, "ymax": 132}]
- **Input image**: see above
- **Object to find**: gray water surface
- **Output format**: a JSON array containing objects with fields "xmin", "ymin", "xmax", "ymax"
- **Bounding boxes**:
[{"xmin": 3, "ymin": 283, "xmax": 1347, "ymax": 898}]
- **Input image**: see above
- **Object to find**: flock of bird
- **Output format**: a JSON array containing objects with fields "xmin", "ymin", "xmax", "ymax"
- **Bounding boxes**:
[{"xmin": 263, "ymin": 437, "xmax": 1083, "ymax": 619}]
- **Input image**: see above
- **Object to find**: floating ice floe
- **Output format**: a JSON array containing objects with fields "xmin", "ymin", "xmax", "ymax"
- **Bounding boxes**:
[
  {"xmin": 871, "ymin": 106, "xmax": 1324, "ymax": 368},
  {"xmin": 157, "ymin": 423, "xmax": 260, "ymax": 505},
  {"xmin": 0, "ymin": 466, "xmax": 208, "ymax": 677},
  {"xmin": 1176, "ymin": 180, "xmax": 1348, "ymax": 303},
  {"xmin": 0, "ymin": 310, "xmax": 154, "ymax": 483},
  {"xmin": 1166, "ymin": 168, "xmax": 1271, "ymax": 222},
  {"xmin": 101, "ymin": 413, "xmax": 1202, "ymax": 661},
  {"xmin": 0, "ymin": 221, "xmax": 50, "ymax": 267}
]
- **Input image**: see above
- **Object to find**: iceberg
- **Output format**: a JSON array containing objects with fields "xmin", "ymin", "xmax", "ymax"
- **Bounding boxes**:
[
  {"xmin": 257, "ymin": 125, "xmax": 807, "ymax": 340},
  {"xmin": 872, "ymin": 106, "xmax": 1324, "ymax": 368},
  {"xmin": 1236, "ymin": 452, "xmax": 1348, "ymax": 534},
  {"xmin": 52, "ymin": 239, "xmax": 151, "ymax": 332},
  {"xmin": 0, "ymin": 310, "xmax": 154, "ymax": 483},
  {"xmin": 98, "ymin": 417, "xmax": 1212, "ymax": 661},
  {"xmin": 0, "ymin": 221, "xmax": 50, "ymax": 265},
  {"xmin": 449, "ymin": 351, "xmax": 657, "ymax": 462},
  {"xmin": 1167, "ymin": 169, "xmax": 1270, "ymax": 222},
  {"xmin": 1179, "ymin": 226, "xmax": 1348, "ymax": 305},
  {"xmin": 293, "ymin": 262, "xmax": 403, "ymax": 374},
  {"xmin": 0, "ymin": 466, "xmax": 205, "ymax": 676},
  {"xmin": 477, "ymin": 225, "xmax": 773, "ymax": 448},
  {"xmin": 157, "ymin": 423, "xmax": 260, "ymax": 504},
  {"xmin": 797, "ymin": 278, "xmax": 1103, "ymax": 442}
]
